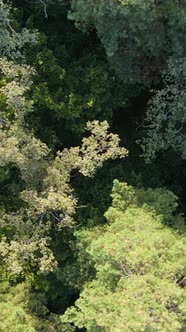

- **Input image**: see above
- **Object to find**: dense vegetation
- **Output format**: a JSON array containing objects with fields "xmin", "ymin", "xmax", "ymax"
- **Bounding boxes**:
[{"xmin": 0, "ymin": 0, "xmax": 186, "ymax": 331}]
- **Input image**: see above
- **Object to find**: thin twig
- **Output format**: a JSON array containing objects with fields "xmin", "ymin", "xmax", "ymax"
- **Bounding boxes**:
[{"xmin": 76, "ymin": 205, "xmax": 87, "ymax": 209}]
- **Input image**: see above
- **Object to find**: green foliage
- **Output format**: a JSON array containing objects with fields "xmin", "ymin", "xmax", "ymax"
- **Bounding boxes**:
[
  {"xmin": 62, "ymin": 180, "xmax": 186, "ymax": 331},
  {"xmin": 0, "ymin": 58, "xmax": 127, "ymax": 277},
  {"xmin": 27, "ymin": 40, "xmax": 125, "ymax": 147},
  {"xmin": 0, "ymin": 281, "xmax": 72, "ymax": 332},
  {"xmin": 69, "ymin": 0, "xmax": 186, "ymax": 87},
  {"xmin": 140, "ymin": 57, "xmax": 186, "ymax": 161},
  {"xmin": 19, "ymin": 1, "xmax": 128, "ymax": 147},
  {"xmin": 1, "ymin": 0, "xmax": 186, "ymax": 327},
  {"xmin": 111, "ymin": 180, "xmax": 179, "ymax": 225},
  {"xmin": 0, "ymin": 1, "xmax": 37, "ymax": 59},
  {"xmin": 29, "ymin": 49, "xmax": 114, "ymax": 141}
]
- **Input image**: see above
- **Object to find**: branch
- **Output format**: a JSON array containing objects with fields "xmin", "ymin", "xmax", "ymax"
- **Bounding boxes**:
[
  {"xmin": 39, "ymin": 0, "xmax": 48, "ymax": 19},
  {"xmin": 0, "ymin": 1, "xmax": 17, "ymax": 33},
  {"xmin": 0, "ymin": 117, "xmax": 7, "ymax": 124},
  {"xmin": 76, "ymin": 205, "xmax": 87, "ymax": 209},
  {"xmin": 6, "ymin": 19, "xmax": 17, "ymax": 34},
  {"xmin": 24, "ymin": 0, "xmax": 48, "ymax": 18}
]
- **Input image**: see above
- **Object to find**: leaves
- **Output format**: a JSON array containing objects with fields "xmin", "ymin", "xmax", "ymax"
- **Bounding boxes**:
[
  {"xmin": 62, "ymin": 181, "xmax": 186, "ymax": 331},
  {"xmin": 0, "ymin": 1, "xmax": 37, "ymax": 59},
  {"xmin": 0, "ymin": 57, "xmax": 127, "ymax": 276},
  {"xmin": 69, "ymin": 0, "xmax": 186, "ymax": 87},
  {"xmin": 140, "ymin": 58, "xmax": 186, "ymax": 161}
]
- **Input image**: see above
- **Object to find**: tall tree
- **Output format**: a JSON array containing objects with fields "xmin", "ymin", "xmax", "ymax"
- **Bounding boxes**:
[
  {"xmin": 0, "ymin": 57, "xmax": 127, "ymax": 278},
  {"xmin": 69, "ymin": 0, "xmax": 186, "ymax": 87},
  {"xmin": 62, "ymin": 180, "xmax": 186, "ymax": 332}
]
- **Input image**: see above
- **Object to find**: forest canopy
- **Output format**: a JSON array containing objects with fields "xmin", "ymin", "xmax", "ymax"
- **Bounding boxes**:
[{"xmin": 0, "ymin": 0, "xmax": 186, "ymax": 331}]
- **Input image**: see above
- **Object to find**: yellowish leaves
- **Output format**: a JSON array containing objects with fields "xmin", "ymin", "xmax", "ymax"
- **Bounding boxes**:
[{"xmin": 0, "ymin": 56, "xmax": 127, "ymax": 275}]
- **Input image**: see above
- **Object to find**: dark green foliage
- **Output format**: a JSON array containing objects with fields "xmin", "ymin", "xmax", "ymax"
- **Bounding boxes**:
[
  {"xmin": 0, "ymin": 0, "xmax": 186, "ymax": 330},
  {"xmin": 28, "ymin": 48, "xmax": 115, "ymax": 146},
  {"xmin": 69, "ymin": 0, "xmax": 186, "ymax": 87},
  {"xmin": 21, "ymin": 2, "xmax": 127, "ymax": 148}
]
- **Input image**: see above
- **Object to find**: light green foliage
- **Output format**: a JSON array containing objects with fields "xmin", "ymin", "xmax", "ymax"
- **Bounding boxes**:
[
  {"xmin": 69, "ymin": 0, "xmax": 186, "ymax": 86},
  {"xmin": 0, "ymin": 1, "xmax": 37, "ymax": 59},
  {"xmin": 62, "ymin": 180, "xmax": 186, "ymax": 331},
  {"xmin": 141, "ymin": 57, "xmax": 186, "ymax": 161},
  {"xmin": 0, "ymin": 58, "xmax": 48, "ymax": 189},
  {"xmin": 0, "ymin": 282, "xmax": 72, "ymax": 332},
  {"xmin": 1, "ymin": 0, "xmax": 186, "ymax": 324},
  {"xmin": 0, "ymin": 58, "xmax": 35, "ymax": 118},
  {"xmin": 111, "ymin": 180, "xmax": 179, "ymax": 225},
  {"xmin": 0, "ymin": 58, "xmax": 127, "ymax": 276}
]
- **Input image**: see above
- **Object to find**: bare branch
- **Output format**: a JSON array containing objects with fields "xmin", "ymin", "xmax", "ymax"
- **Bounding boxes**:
[
  {"xmin": 6, "ymin": 19, "xmax": 16, "ymax": 34},
  {"xmin": 39, "ymin": 0, "xmax": 48, "ymax": 19},
  {"xmin": 24, "ymin": 0, "xmax": 48, "ymax": 18},
  {"xmin": 76, "ymin": 205, "xmax": 87, "ymax": 209}
]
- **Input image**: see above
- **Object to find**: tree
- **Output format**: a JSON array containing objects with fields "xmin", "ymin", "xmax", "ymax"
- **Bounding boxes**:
[
  {"xmin": 22, "ymin": 1, "xmax": 127, "ymax": 148},
  {"xmin": 0, "ymin": 281, "xmax": 73, "ymax": 331},
  {"xmin": 0, "ymin": 0, "xmax": 37, "ymax": 59},
  {"xmin": 28, "ymin": 48, "xmax": 116, "ymax": 145},
  {"xmin": 0, "ymin": 58, "xmax": 127, "ymax": 278},
  {"xmin": 69, "ymin": 0, "xmax": 186, "ymax": 87},
  {"xmin": 140, "ymin": 57, "xmax": 186, "ymax": 161},
  {"xmin": 62, "ymin": 180, "xmax": 186, "ymax": 332}
]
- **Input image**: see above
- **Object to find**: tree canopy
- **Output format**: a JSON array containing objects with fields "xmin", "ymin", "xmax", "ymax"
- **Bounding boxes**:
[
  {"xmin": 141, "ymin": 57, "xmax": 186, "ymax": 161},
  {"xmin": 0, "ymin": 0, "xmax": 186, "ymax": 331},
  {"xmin": 69, "ymin": 0, "xmax": 186, "ymax": 87},
  {"xmin": 62, "ymin": 180, "xmax": 186, "ymax": 332}
]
